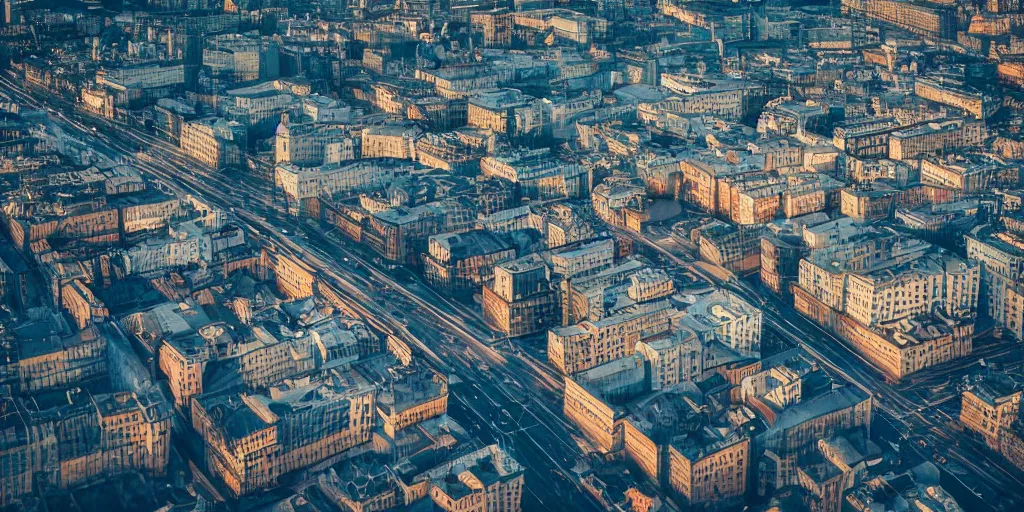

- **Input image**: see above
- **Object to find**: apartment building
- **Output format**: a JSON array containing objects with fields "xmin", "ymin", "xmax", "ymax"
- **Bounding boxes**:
[
  {"xmin": 364, "ymin": 198, "xmax": 477, "ymax": 265},
  {"xmin": 696, "ymin": 223, "xmax": 765, "ymax": 276},
  {"xmin": 62, "ymin": 279, "xmax": 108, "ymax": 330},
  {"xmin": 415, "ymin": 131, "xmax": 486, "ymax": 173},
  {"xmin": 758, "ymin": 99, "xmax": 829, "ymax": 137},
  {"xmin": 740, "ymin": 351, "xmax": 819, "ymax": 430},
  {"xmin": 832, "ymin": 118, "xmax": 901, "ymax": 158},
  {"xmin": 966, "ymin": 225, "xmax": 1024, "ymax": 341},
  {"xmin": 650, "ymin": 73, "xmax": 767, "ymax": 121},
  {"xmin": 95, "ymin": 63, "xmax": 185, "ymax": 107},
  {"xmin": 97, "ymin": 64, "xmax": 185, "ymax": 90},
  {"xmin": 961, "ymin": 376, "xmax": 1022, "ymax": 449},
  {"xmin": 481, "ymin": 149, "xmax": 590, "ymax": 200},
  {"xmin": 550, "ymin": 237, "xmax": 616, "ymax": 280},
  {"xmin": 842, "ymin": 254, "xmax": 978, "ymax": 327},
  {"xmin": 80, "ymin": 87, "xmax": 116, "ymax": 118},
  {"xmin": 361, "ymin": 125, "xmax": 422, "ymax": 160},
  {"xmin": 417, "ymin": 65, "xmax": 506, "ymax": 99},
  {"xmin": 203, "ymin": 33, "xmax": 279, "ymax": 83},
  {"xmin": 838, "ymin": 186, "xmax": 901, "ymax": 222},
  {"xmin": 468, "ymin": 88, "xmax": 544, "ymax": 135},
  {"xmin": 483, "ymin": 255, "xmax": 558, "ymax": 337},
  {"xmin": 470, "ymin": 10, "xmax": 514, "ymax": 47},
  {"xmin": 376, "ymin": 366, "xmax": 449, "ymax": 438},
  {"xmin": 592, "ymin": 179, "xmax": 649, "ymax": 231},
  {"xmin": 619, "ymin": 388, "xmax": 750, "ymax": 507},
  {"xmin": 119, "ymin": 195, "xmax": 184, "ymax": 234},
  {"xmin": 423, "ymin": 229, "xmax": 516, "ymax": 295},
  {"xmin": 563, "ymin": 355, "xmax": 647, "ymax": 453},
  {"xmin": 159, "ymin": 330, "xmax": 214, "ymax": 408},
  {"xmin": 262, "ymin": 247, "xmax": 317, "ymax": 299},
  {"xmin": 681, "ymin": 289, "xmax": 763, "ymax": 360},
  {"xmin": 920, "ymin": 156, "xmax": 1018, "ymax": 193},
  {"xmin": 760, "ymin": 232, "xmax": 807, "ymax": 296},
  {"xmin": 548, "ymin": 288, "xmax": 674, "ymax": 375},
  {"xmin": 120, "ymin": 230, "xmax": 202, "ymax": 275},
  {"xmin": 847, "ymin": 157, "xmax": 916, "ymax": 185},
  {"xmin": 192, "ymin": 369, "xmax": 376, "ymax": 496},
  {"xmin": 0, "ymin": 389, "xmax": 171, "ymax": 507},
  {"xmin": 759, "ymin": 385, "xmax": 873, "ymax": 457},
  {"xmin": 405, "ymin": 445, "xmax": 525, "ymax": 512},
  {"xmin": 635, "ymin": 327, "xmax": 705, "ymax": 391},
  {"xmin": 275, "ymin": 113, "xmax": 358, "ymax": 167},
  {"xmin": 795, "ymin": 240, "xmax": 979, "ymax": 379},
  {"xmin": 220, "ymin": 82, "xmax": 298, "ymax": 137},
  {"xmin": 677, "ymin": 156, "xmax": 725, "ymax": 213},
  {"xmin": 242, "ymin": 321, "xmax": 364, "ymax": 387},
  {"xmin": 14, "ymin": 324, "xmax": 106, "ymax": 393},
  {"xmin": 723, "ymin": 173, "xmax": 840, "ymax": 227},
  {"xmin": 745, "ymin": 139, "xmax": 802, "ymax": 174},
  {"xmin": 512, "ymin": 9, "xmax": 608, "ymax": 45},
  {"xmin": 668, "ymin": 429, "xmax": 749, "ymax": 506},
  {"xmin": 180, "ymin": 116, "xmax": 244, "ymax": 169},
  {"xmin": 841, "ymin": 0, "xmax": 957, "ymax": 39},
  {"xmin": 275, "ymin": 159, "xmax": 404, "ymax": 204},
  {"xmin": 559, "ymin": 259, "xmax": 648, "ymax": 325},
  {"xmin": 914, "ymin": 76, "xmax": 997, "ymax": 119},
  {"xmin": 888, "ymin": 118, "xmax": 986, "ymax": 161}
]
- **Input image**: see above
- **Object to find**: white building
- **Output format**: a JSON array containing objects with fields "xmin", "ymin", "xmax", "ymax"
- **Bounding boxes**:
[{"xmin": 681, "ymin": 289, "xmax": 763, "ymax": 359}]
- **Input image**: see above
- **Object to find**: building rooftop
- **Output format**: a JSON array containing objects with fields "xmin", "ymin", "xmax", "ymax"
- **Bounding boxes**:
[
  {"xmin": 468, "ymin": 88, "xmax": 535, "ymax": 110},
  {"xmin": 891, "ymin": 118, "xmax": 973, "ymax": 139},
  {"xmin": 680, "ymin": 289, "xmax": 759, "ymax": 335},
  {"xmin": 429, "ymin": 229, "xmax": 511, "ymax": 260},
  {"xmin": 670, "ymin": 424, "xmax": 746, "ymax": 462},
  {"xmin": 967, "ymin": 373, "xmax": 1021, "ymax": 407},
  {"xmin": 769, "ymin": 385, "xmax": 870, "ymax": 431}
]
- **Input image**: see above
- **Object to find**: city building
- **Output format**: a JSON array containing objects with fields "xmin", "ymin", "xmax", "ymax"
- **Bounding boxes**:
[
  {"xmin": 795, "ymin": 238, "xmax": 978, "ymax": 379},
  {"xmin": 966, "ymin": 224, "xmax": 1024, "ymax": 341},
  {"xmin": 480, "ymin": 149, "xmax": 591, "ymax": 200},
  {"xmin": 681, "ymin": 289, "xmax": 763, "ymax": 361},
  {"xmin": 403, "ymin": 444, "xmax": 525, "ymax": 512},
  {"xmin": 483, "ymin": 255, "xmax": 559, "ymax": 337},
  {"xmin": 914, "ymin": 75, "xmax": 998, "ymax": 119},
  {"xmin": 961, "ymin": 374, "xmax": 1022, "ymax": 449},
  {"xmin": 622, "ymin": 388, "xmax": 750, "ymax": 507},
  {"xmin": 548, "ymin": 267, "xmax": 675, "ymax": 375},
  {"xmin": 180, "ymin": 116, "xmax": 245, "ymax": 169},
  {"xmin": 468, "ymin": 88, "xmax": 544, "ymax": 136},
  {"xmin": 275, "ymin": 112, "xmax": 359, "ymax": 167},
  {"xmin": 193, "ymin": 369, "xmax": 377, "ymax": 496},
  {"xmin": 841, "ymin": 0, "xmax": 957, "ymax": 39},
  {"xmin": 0, "ymin": 389, "xmax": 172, "ymax": 506},
  {"xmin": 423, "ymin": 229, "xmax": 516, "ymax": 295},
  {"xmin": 888, "ymin": 118, "xmax": 986, "ymax": 161}
]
